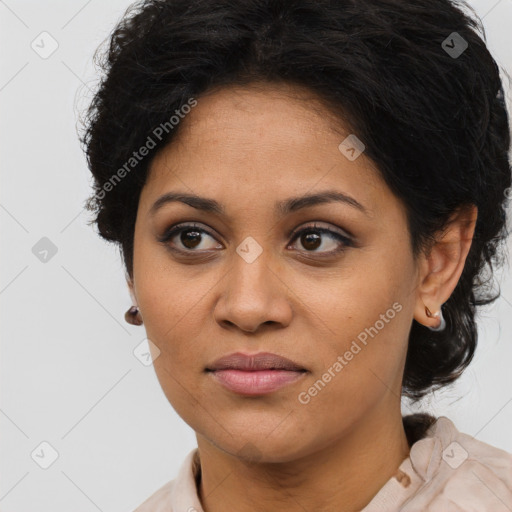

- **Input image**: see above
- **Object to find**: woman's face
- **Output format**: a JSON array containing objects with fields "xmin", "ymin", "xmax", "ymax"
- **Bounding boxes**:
[{"xmin": 130, "ymin": 82, "xmax": 421, "ymax": 462}]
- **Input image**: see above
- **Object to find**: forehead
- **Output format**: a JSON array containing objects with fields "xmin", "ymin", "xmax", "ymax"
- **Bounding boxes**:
[
  {"xmin": 140, "ymin": 82, "xmax": 394, "ymax": 221},
  {"xmin": 160, "ymin": 82, "xmax": 352, "ymax": 155}
]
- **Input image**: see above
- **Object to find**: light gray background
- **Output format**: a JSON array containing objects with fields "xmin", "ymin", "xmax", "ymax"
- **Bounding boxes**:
[{"xmin": 1, "ymin": 1, "xmax": 511, "ymax": 511}]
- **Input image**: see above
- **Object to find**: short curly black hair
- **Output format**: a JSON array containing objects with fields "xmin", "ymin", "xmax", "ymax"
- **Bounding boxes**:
[{"xmin": 81, "ymin": 0, "xmax": 511, "ymax": 401}]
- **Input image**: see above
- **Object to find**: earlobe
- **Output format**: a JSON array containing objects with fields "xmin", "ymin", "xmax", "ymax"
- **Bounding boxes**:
[
  {"xmin": 414, "ymin": 298, "xmax": 446, "ymax": 331},
  {"xmin": 424, "ymin": 304, "xmax": 446, "ymax": 331},
  {"xmin": 126, "ymin": 274, "xmax": 138, "ymax": 306},
  {"xmin": 125, "ymin": 276, "xmax": 144, "ymax": 325}
]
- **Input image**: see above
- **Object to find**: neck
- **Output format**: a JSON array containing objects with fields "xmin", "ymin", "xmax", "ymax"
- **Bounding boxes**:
[{"xmin": 196, "ymin": 406, "xmax": 410, "ymax": 512}]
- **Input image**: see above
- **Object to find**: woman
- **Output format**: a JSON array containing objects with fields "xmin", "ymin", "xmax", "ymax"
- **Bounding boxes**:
[{"xmin": 81, "ymin": 0, "xmax": 512, "ymax": 510}]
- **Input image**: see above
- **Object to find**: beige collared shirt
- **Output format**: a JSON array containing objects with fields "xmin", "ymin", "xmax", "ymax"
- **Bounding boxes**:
[{"xmin": 133, "ymin": 416, "xmax": 512, "ymax": 511}]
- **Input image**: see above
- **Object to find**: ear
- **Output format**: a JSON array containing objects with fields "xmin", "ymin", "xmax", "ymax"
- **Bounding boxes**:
[
  {"xmin": 126, "ymin": 274, "xmax": 138, "ymax": 306},
  {"xmin": 413, "ymin": 204, "xmax": 478, "ymax": 329}
]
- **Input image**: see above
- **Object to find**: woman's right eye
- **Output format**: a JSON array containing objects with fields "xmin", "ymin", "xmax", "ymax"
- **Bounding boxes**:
[{"xmin": 158, "ymin": 223, "xmax": 223, "ymax": 252}]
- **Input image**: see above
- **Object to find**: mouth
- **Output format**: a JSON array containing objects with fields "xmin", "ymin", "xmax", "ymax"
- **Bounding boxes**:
[{"xmin": 205, "ymin": 352, "xmax": 308, "ymax": 396}]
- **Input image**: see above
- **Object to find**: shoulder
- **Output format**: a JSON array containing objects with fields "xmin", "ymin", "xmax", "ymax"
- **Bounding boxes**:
[
  {"xmin": 131, "ymin": 480, "xmax": 176, "ymax": 512},
  {"xmin": 131, "ymin": 448, "xmax": 201, "ymax": 512},
  {"xmin": 402, "ymin": 416, "xmax": 512, "ymax": 511}
]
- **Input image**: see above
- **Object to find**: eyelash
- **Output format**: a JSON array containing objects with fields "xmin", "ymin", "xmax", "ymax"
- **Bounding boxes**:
[{"xmin": 158, "ymin": 222, "xmax": 353, "ymax": 256}]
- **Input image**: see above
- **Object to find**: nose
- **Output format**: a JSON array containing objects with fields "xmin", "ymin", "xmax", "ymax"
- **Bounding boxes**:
[{"xmin": 213, "ymin": 250, "xmax": 293, "ymax": 334}]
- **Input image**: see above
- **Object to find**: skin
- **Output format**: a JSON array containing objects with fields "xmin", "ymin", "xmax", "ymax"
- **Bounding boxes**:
[{"xmin": 127, "ymin": 82, "xmax": 477, "ymax": 512}]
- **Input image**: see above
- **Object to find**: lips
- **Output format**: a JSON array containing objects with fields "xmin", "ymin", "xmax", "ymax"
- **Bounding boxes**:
[
  {"xmin": 206, "ymin": 352, "xmax": 306, "ymax": 372},
  {"xmin": 206, "ymin": 352, "xmax": 307, "ymax": 395}
]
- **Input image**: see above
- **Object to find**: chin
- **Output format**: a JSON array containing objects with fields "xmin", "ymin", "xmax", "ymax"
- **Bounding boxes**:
[{"xmin": 204, "ymin": 429, "xmax": 315, "ymax": 465}]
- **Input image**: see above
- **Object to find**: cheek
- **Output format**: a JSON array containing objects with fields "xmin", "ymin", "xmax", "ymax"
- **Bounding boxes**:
[
  {"xmin": 289, "ymin": 304, "xmax": 410, "ymax": 451},
  {"xmin": 301, "ymin": 267, "xmax": 406, "ymax": 351},
  {"xmin": 134, "ymin": 245, "xmax": 214, "ymax": 351},
  {"xmin": 306, "ymin": 264, "xmax": 412, "ymax": 396}
]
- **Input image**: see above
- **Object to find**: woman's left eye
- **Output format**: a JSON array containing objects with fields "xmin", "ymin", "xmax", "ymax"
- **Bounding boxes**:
[{"xmin": 288, "ymin": 223, "xmax": 352, "ymax": 254}]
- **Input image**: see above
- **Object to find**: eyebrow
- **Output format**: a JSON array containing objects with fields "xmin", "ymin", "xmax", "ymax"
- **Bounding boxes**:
[{"xmin": 149, "ymin": 190, "xmax": 370, "ymax": 217}]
